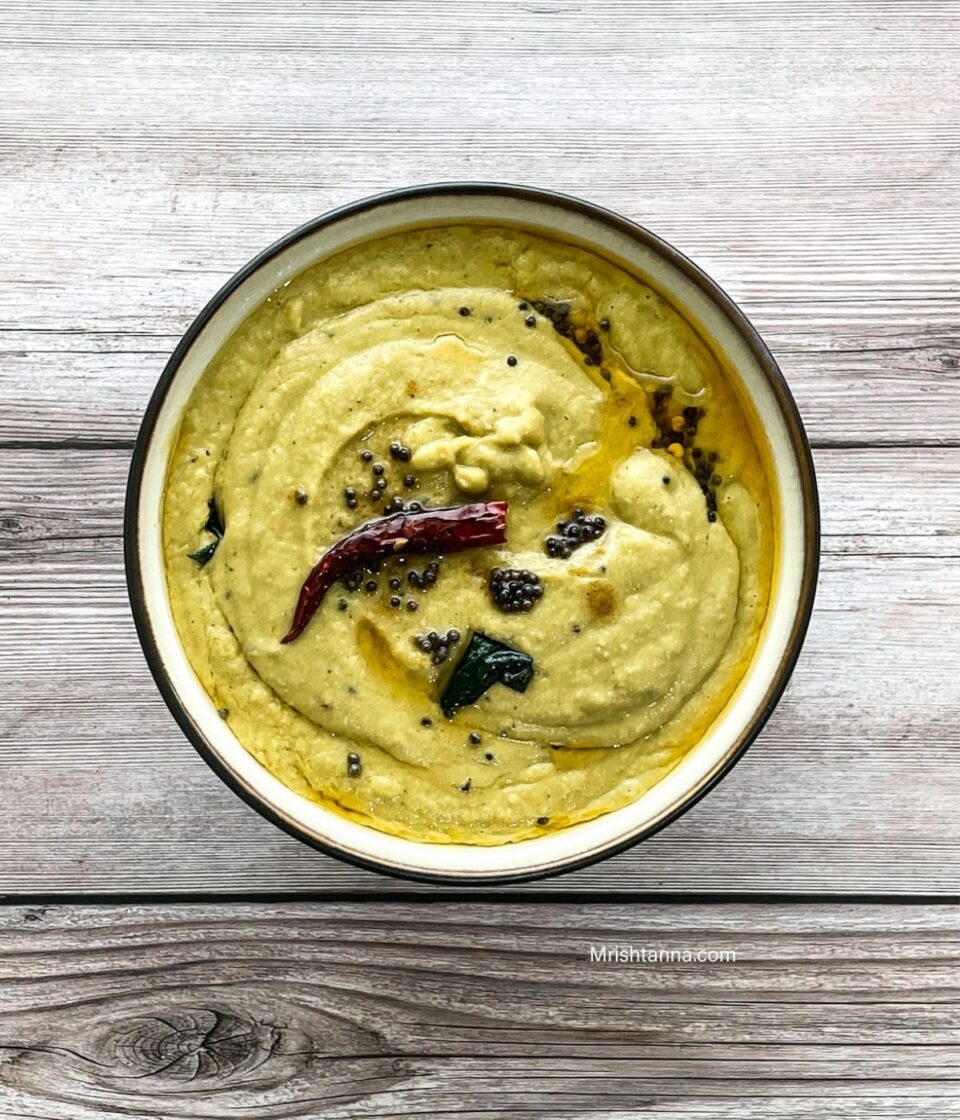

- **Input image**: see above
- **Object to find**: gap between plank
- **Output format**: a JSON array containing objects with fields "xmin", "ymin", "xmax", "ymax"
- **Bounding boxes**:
[{"xmin": 0, "ymin": 890, "xmax": 955, "ymax": 906}]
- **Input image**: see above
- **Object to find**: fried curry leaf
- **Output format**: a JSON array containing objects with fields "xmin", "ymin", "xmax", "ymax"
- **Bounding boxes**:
[
  {"xmin": 189, "ymin": 496, "xmax": 224, "ymax": 566},
  {"xmin": 188, "ymin": 539, "xmax": 220, "ymax": 566},
  {"xmin": 440, "ymin": 631, "xmax": 534, "ymax": 717},
  {"xmin": 203, "ymin": 494, "xmax": 225, "ymax": 538}
]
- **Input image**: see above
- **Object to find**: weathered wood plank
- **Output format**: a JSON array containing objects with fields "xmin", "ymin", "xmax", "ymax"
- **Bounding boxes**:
[
  {"xmin": 4, "ymin": 0, "xmax": 957, "ymax": 50},
  {"xmin": 3, "ymin": 445, "xmax": 959, "ymax": 558},
  {"xmin": 1, "ymin": 446, "xmax": 958, "ymax": 894},
  {"xmin": 1, "ymin": 327, "xmax": 957, "ymax": 448},
  {"xmin": 0, "ymin": 903, "xmax": 957, "ymax": 1118},
  {"xmin": 0, "ymin": 1, "xmax": 957, "ymax": 450},
  {"xmin": 0, "ymin": 182, "xmax": 954, "ymax": 334},
  {"xmin": 0, "ymin": 1, "xmax": 957, "ymax": 1114}
]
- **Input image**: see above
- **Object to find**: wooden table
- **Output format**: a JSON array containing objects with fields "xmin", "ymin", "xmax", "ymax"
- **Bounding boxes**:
[{"xmin": 2, "ymin": 2, "xmax": 958, "ymax": 1115}]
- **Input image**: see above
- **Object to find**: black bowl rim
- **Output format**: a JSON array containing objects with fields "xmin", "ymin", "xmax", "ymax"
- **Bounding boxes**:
[{"xmin": 124, "ymin": 181, "xmax": 821, "ymax": 887}]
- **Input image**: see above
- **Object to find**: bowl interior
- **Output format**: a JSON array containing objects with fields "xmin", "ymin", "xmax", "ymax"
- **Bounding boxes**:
[{"xmin": 129, "ymin": 186, "xmax": 816, "ymax": 882}]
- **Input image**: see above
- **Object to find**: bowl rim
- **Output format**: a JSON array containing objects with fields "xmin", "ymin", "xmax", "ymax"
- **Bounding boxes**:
[{"xmin": 124, "ymin": 181, "xmax": 820, "ymax": 886}]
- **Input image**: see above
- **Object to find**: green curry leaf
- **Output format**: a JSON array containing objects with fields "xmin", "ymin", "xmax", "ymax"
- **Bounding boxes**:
[
  {"xmin": 440, "ymin": 632, "xmax": 534, "ymax": 717},
  {"xmin": 189, "ymin": 496, "xmax": 224, "ymax": 566},
  {"xmin": 188, "ymin": 539, "xmax": 219, "ymax": 566}
]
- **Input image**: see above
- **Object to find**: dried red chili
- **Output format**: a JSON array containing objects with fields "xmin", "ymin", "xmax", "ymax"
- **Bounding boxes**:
[{"xmin": 281, "ymin": 500, "xmax": 508, "ymax": 644}]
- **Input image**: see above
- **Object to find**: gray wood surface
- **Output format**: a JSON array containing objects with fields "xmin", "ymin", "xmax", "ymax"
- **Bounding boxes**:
[
  {"xmin": 3, "ymin": 444, "xmax": 959, "ymax": 894},
  {"xmin": 1, "ymin": 0, "xmax": 958, "ymax": 895},
  {"xmin": 1, "ymin": 902, "xmax": 958, "ymax": 1118},
  {"xmin": 3, "ymin": 1, "xmax": 959, "ymax": 1115}
]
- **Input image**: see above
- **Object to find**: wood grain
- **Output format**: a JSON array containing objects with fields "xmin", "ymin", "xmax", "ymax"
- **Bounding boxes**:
[
  {"xmin": 2, "ymin": 0, "xmax": 959, "ymax": 1113},
  {"xmin": 1, "ymin": 445, "xmax": 959, "ymax": 893},
  {"xmin": 0, "ymin": 0, "xmax": 956, "ymax": 866},
  {"xmin": 0, "ymin": 902, "xmax": 958, "ymax": 1118},
  {"xmin": 2, "ymin": 328, "xmax": 957, "ymax": 449},
  {"xmin": 1, "ymin": 1, "xmax": 958, "ymax": 450},
  {"xmin": 1, "ymin": 0, "xmax": 959, "ymax": 894}
]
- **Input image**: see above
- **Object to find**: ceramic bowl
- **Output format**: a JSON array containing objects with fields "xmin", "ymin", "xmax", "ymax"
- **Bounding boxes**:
[{"xmin": 125, "ymin": 183, "xmax": 819, "ymax": 883}]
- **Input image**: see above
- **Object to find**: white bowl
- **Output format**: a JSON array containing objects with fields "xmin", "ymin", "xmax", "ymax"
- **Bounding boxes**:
[{"xmin": 125, "ymin": 183, "xmax": 819, "ymax": 883}]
